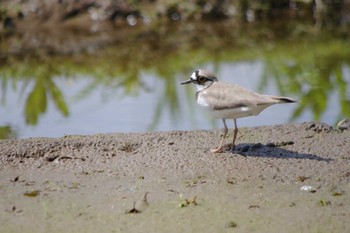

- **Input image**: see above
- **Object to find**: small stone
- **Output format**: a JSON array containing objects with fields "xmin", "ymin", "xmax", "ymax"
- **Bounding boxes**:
[{"xmin": 337, "ymin": 119, "xmax": 350, "ymax": 131}]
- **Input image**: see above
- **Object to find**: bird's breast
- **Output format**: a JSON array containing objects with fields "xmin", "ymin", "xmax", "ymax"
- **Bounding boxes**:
[{"xmin": 196, "ymin": 92, "xmax": 210, "ymax": 108}]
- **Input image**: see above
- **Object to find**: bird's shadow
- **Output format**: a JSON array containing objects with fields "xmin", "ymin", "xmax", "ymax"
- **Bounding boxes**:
[{"xmin": 225, "ymin": 142, "xmax": 333, "ymax": 162}]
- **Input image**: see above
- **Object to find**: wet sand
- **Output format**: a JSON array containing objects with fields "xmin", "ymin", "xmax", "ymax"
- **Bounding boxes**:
[{"xmin": 0, "ymin": 122, "xmax": 349, "ymax": 233}]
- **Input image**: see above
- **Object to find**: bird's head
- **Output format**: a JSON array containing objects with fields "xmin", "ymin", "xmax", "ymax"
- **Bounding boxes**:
[{"xmin": 181, "ymin": 69, "xmax": 218, "ymax": 92}]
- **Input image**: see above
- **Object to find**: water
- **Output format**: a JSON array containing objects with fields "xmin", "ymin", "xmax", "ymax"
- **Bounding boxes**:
[
  {"xmin": 1, "ymin": 21, "xmax": 350, "ymax": 139},
  {"xmin": 1, "ymin": 61, "xmax": 348, "ymax": 139}
]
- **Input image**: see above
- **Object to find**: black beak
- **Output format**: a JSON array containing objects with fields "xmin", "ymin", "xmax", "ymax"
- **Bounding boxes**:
[{"xmin": 181, "ymin": 79, "xmax": 192, "ymax": 85}]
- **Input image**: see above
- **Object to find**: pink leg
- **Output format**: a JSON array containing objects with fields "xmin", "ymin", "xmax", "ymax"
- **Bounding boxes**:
[{"xmin": 211, "ymin": 119, "xmax": 228, "ymax": 153}]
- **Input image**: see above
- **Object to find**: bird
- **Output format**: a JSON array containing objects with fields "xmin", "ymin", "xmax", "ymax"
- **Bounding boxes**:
[{"xmin": 181, "ymin": 69, "xmax": 297, "ymax": 153}]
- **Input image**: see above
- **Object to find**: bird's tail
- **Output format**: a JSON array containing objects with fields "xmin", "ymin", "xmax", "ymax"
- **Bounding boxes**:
[{"xmin": 272, "ymin": 96, "xmax": 297, "ymax": 103}]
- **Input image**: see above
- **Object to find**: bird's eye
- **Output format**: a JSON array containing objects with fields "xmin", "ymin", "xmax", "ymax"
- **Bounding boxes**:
[{"xmin": 197, "ymin": 76, "xmax": 206, "ymax": 83}]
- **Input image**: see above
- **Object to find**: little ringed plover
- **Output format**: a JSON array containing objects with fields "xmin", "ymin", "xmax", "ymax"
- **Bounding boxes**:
[{"xmin": 181, "ymin": 69, "xmax": 297, "ymax": 153}]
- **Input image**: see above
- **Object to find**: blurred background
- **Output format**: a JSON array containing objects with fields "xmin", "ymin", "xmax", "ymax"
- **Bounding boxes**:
[{"xmin": 0, "ymin": 0, "xmax": 349, "ymax": 139}]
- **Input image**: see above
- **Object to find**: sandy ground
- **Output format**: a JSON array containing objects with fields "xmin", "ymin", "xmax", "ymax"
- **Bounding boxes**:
[{"xmin": 0, "ymin": 122, "xmax": 349, "ymax": 233}]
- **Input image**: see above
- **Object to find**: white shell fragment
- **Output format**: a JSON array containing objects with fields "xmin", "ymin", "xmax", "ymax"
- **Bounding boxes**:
[{"xmin": 300, "ymin": 185, "xmax": 313, "ymax": 191}]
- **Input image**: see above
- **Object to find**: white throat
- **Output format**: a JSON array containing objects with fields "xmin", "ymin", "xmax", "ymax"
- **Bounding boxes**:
[{"xmin": 194, "ymin": 83, "xmax": 207, "ymax": 92}]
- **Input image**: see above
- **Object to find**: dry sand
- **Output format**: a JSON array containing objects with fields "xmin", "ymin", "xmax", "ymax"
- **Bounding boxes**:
[{"xmin": 0, "ymin": 122, "xmax": 349, "ymax": 233}]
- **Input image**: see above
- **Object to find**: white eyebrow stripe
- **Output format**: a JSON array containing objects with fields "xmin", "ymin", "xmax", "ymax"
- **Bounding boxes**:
[{"xmin": 191, "ymin": 72, "xmax": 197, "ymax": 80}]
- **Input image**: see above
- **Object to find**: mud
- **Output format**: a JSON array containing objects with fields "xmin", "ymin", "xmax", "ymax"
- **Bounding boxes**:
[{"xmin": 0, "ymin": 122, "xmax": 349, "ymax": 233}]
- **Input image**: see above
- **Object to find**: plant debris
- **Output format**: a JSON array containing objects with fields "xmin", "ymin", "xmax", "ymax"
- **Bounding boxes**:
[
  {"xmin": 225, "ymin": 221, "xmax": 238, "ymax": 228},
  {"xmin": 178, "ymin": 194, "xmax": 198, "ymax": 208},
  {"xmin": 23, "ymin": 190, "xmax": 40, "ymax": 197}
]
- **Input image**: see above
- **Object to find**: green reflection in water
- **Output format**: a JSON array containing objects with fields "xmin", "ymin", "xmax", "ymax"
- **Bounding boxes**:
[
  {"xmin": 0, "ymin": 125, "xmax": 16, "ymax": 139},
  {"xmin": 1, "ymin": 61, "xmax": 69, "ymax": 125},
  {"xmin": 25, "ymin": 75, "xmax": 68, "ymax": 125},
  {"xmin": 0, "ymin": 21, "xmax": 349, "ymax": 138},
  {"xmin": 259, "ymin": 38, "xmax": 350, "ymax": 122}
]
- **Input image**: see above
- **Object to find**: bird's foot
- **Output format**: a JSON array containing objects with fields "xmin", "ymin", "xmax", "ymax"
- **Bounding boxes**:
[{"xmin": 210, "ymin": 147, "xmax": 224, "ymax": 153}]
